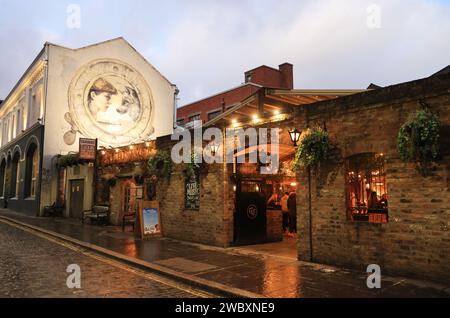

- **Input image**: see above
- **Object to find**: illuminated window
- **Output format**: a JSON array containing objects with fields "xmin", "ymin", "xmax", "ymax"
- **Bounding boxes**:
[{"xmin": 345, "ymin": 153, "xmax": 388, "ymax": 223}]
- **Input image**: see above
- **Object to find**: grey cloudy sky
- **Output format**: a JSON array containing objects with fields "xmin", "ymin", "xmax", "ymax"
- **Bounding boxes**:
[{"xmin": 0, "ymin": 0, "xmax": 449, "ymax": 106}]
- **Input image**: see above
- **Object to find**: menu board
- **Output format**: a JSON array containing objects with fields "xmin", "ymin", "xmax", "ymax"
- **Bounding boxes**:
[
  {"xmin": 185, "ymin": 173, "xmax": 200, "ymax": 210},
  {"xmin": 139, "ymin": 201, "xmax": 161, "ymax": 239}
]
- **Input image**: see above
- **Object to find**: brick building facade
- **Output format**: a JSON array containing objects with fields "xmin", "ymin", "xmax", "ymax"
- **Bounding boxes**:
[{"xmin": 145, "ymin": 69, "xmax": 449, "ymax": 284}]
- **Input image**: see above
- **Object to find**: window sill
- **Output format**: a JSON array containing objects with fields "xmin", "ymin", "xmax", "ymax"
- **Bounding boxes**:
[
  {"xmin": 9, "ymin": 197, "xmax": 18, "ymax": 201},
  {"xmin": 25, "ymin": 196, "xmax": 36, "ymax": 201}
]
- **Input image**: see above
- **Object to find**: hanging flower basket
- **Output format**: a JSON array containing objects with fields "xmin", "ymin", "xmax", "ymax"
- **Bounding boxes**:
[
  {"xmin": 397, "ymin": 107, "xmax": 440, "ymax": 169},
  {"xmin": 147, "ymin": 150, "xmax": 173, "ymax": 180},
  {"xmin": 292, "ymin": 127, "xmax": 332, "ymax": 170}
]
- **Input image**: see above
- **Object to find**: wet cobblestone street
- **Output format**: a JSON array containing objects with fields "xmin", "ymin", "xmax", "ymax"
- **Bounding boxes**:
[
  {"xmin": 0, "ymin": 210, "xmax": 449, "ymax": 298},
  {"xmin": 0, "ymin": 222, "xmax": 210, "ymax": 298}
]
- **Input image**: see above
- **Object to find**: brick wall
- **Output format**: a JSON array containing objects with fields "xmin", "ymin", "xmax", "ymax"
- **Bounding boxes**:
[
  {"xmin": 155, "ymin": 162, "xmax": 228, "ymax": 247},
  {"xmin": 177, "ymin": 84, "xmax": 260, "ymax": 124},
  {"xmin": 295, "ymin": 73, "xmax": 450, "ymax": 283}
]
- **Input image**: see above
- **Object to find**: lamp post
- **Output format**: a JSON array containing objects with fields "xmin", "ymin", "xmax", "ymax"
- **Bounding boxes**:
[{"xmin": 288, "ymin": 128, "xmax": 302, "ymax": 147}]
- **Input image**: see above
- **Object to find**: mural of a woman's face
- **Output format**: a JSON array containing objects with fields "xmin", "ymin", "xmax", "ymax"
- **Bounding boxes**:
[
  {"xmin": 89, "ymin": 91, "xmax": 112, "ymax": 115},
  {"xmin": 67, "ymin": 59, "xmax": 154, "ymax": 146},
  {"xmin": 87, "ymin": 78, "xmax": 118, "ymax": 117}
]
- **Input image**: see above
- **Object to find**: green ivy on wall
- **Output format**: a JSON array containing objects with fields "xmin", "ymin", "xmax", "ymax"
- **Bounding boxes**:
[
  {"xmin": 184, "ymin": 151, "xmax": 201, "ymax": 181},
  {"xmin": 56, "ymin": 153, "xmax": 80, "ymax": 168}
]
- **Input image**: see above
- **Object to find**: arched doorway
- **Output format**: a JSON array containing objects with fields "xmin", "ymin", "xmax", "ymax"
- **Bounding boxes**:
[
  {"xmin": 0, "ymin": 158, "xmax": 6, "ymax": 198},
  {"xmin": 24, "ymin": 143, "xmax": 39, "ymax": 198},
  {"xmin": 10, "ymin": 152, "xmax": 21, "ymax": 198}
]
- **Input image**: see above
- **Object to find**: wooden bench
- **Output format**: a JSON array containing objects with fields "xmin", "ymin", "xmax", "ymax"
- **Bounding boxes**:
[
  {"xmin": 43, "ymin": 202, "xmax": 64, "ymax": 217},
  {"xmin": 82, "ymin": 205, "xmax": 110, "ymax": 225}
]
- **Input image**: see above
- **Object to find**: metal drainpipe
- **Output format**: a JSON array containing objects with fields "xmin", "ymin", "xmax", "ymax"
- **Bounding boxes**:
[
  {"xmin": 305, "ymin": 106, "xmax": 313, "ymax": 262},
  {"xmin": 308, "ymin": 166, "xmax": 313, "ymax": 262},
  {"xmin": 173, "ymin": 88, "xmax": 180, "ymax": 130}
]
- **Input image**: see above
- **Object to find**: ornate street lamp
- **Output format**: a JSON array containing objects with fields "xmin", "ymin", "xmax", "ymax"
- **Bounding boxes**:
[{"xmin": 288, "ymin": 128, "xmax": 302, "ymax": 147}]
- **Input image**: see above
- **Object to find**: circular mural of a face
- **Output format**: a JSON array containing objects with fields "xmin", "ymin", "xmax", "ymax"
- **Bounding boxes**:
[{"xmin": 67, "ymin": 59, "xmax": 154, "ymax": 146}]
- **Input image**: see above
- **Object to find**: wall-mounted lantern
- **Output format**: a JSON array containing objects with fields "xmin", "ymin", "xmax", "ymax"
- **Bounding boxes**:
[{"xmin": 288, "ymin": 128, "xmax": 302, "ymax": 147}]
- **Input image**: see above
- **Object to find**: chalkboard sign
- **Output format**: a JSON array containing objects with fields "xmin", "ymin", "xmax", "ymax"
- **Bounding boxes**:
[
  {"xmin": 139, "ymin": 201, "xmax": 161, "ymax": 239},
  {"xmin": 185, "ymin": 173, "xmax": 200, "ymax": 210}
]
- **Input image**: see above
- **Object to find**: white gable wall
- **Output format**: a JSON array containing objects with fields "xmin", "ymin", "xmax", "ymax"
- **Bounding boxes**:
[{"xmin": 41, "ymin": 38, "xmax": 177, "ymax": 208}]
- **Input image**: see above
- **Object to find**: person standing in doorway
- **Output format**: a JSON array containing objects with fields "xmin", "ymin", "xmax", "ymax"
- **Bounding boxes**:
[
  {"xmin": 280, "ymin": 192, "xmax": 290, "ymax": 235},
  {"xmin": 288, "ymin": 192, "xmax": 297, "ymax": 238}
]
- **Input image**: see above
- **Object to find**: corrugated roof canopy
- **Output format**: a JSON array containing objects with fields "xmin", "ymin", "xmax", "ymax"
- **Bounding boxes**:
[{"xmin": 205, "ymin": 88, "xmax": 368, "ymax": 128}]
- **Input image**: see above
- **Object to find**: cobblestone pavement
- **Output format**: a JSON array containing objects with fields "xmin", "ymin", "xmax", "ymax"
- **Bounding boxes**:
[
  {"xmin": 0, "ymin": 210, "xmax": 449, "ymax": 298},
  {"xmin": 0, "ymin": 221, "xmax": 215, "ymax": 298}
]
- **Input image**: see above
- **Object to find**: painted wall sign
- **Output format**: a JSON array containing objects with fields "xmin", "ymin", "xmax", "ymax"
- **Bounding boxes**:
[
  {"xmin": 79, "ymin": 138, "xmax": 97, "ymax": 160},
  {"xmin": 67, "ymin": 59, "xmax": 154, "ymax": 146},
  {"xmin": 185, "ymin": 173, "xmax": 200, "ymax": 210},
  {"xmin": 99, "ymin": 143, "xmax": 155, "ymax": 166}
]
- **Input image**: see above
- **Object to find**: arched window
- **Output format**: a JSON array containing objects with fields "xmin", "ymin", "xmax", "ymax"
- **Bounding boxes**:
[
  {"xmin": 24, "ymin": 144, "xmax": 39, "ymax": 197},
  {"xmin": 11, "ymin": 152, "xmax": 20, "ymax": 198},
  {"xmin": 345, "ymin": 153, "xmax": 388, "ymax": 223},
  {"xmin": 0, "ymin": 159, "xmax": 6, "ymax": 197}
]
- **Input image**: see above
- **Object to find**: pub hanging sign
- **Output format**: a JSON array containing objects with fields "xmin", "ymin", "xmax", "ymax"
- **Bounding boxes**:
[
  {"xmin": 185, "ymin": 173, "xmax": 200, "ymax": 210},
  {"xmin": 79, "ymin": 138, "xmax": 97, "ymax": 160}
]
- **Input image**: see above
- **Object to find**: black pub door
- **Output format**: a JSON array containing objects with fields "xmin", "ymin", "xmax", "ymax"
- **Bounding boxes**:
[
  {"xmin": 70, "ymin": 179, "xmax": 84, "ymax": 219},
  {"xmin": 234, "ymin": 180, "xmax": 267, "ymax": 245}
]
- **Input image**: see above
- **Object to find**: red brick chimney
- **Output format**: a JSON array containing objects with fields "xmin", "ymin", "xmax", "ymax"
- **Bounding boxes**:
[{"xmin": 279, "ymin": 63, "xmax": 293, "ymax": 89}]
